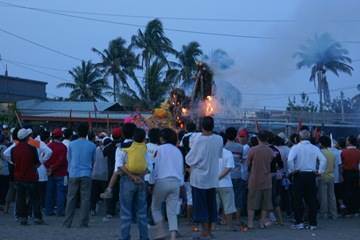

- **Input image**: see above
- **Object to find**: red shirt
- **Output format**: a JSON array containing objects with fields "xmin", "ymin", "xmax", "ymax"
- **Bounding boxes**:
[
  {"xmin": 45, "ymin": 141, "xmax": 68, "ymax": 177},
  {"xmin": 341, "ymin": 147, "xmax": 360, "ymax": 171},
  {"xmin": 11, "ymin": 142, "xmax": 40, "ymax": 182}
]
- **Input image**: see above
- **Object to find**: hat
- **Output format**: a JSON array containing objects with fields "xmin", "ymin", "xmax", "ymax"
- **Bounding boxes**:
[
  {"xmin": 238, "ymin": 129, "xmax": 248, "ymax": 138},
  {"xmin": 112, "ymin": 127, "xmax": 122, "ymax": 138},
  {"xmin": 17, "ymin": 128, "xmax": 33, "ymax": 140},
  {"xmin": 52, "ymin": 128, "xmax": 63, "ymax": 138},
  {"xmin": 102, "ymin": 136, "xmax": 112, "ymax": 145}
]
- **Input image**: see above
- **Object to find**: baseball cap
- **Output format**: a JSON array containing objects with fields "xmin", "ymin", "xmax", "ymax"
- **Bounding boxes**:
[
  {"xmin": 17, "ymin": 128, "xmax": 33, "ymax": 140},
  {"xmin": 238, "ymin": 129, "xmax": 249, "ymax": 138},
  {"xmin": 52, "ymin": 128, "xmax": 63, "ymax": 138},
  {"xmin": 112, "ymin": 127, "xmax": 122, "ymax": 138}
]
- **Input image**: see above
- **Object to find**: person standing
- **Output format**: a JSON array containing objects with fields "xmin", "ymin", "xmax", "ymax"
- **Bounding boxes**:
[
  {"xmin": 150, "ymin": 128, "xmax": 184, "ymax": 240},
  {"xmin": 288, "ymin": 129, "xmax": 327, "ymax": 230},
  {"xmin": 318, "ymin": 136, "xmax": 337, "ymax": 219},
  {"xmin": 247, "ymin": 131, "xmax": 274, "ymax": 229},
  {"xmin": 224, "ymin": 127, "xmax": 244, "ymax": 224},
  {"xmin": 11, "ymin": 128, "xmax": 43, "ymax": 225},
  {"xmin": 341, "ymin": 135, "xmax": 360, "ymax": 217},
  {"xmin": 0, "ymin": 134, "xmax": 9, "ymax": 210},
  {"xmin": 44, "ymin": 128, "xmax": 68, "ymax": 216},
  {"xmin": 186, "ymin": 117, "xmax": 223, "ymax": 239},
  {"xmin": 63, "ymin": 124, "xmax": 96, "ymax": 228}
]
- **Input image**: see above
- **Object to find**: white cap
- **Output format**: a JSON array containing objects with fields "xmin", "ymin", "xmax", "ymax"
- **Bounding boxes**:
[{"xmin": 17, "ymin": 128, "xmax": 33, "ymax": 140}]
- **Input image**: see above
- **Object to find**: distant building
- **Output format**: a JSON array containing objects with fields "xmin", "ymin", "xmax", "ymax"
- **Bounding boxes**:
[{"xmin": 0, "ymin": 75, "xmax": 47, "ymax": 102}]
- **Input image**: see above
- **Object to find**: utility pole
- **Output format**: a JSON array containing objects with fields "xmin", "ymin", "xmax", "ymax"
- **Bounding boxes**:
[{"xmin": 340, "ymin": 91, "xmax": 345, "ymax": 122}]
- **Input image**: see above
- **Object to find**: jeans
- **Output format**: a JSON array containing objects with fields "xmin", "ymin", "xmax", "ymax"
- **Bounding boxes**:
[
  {"xmin": 15, "ymin": 182, "xmax": 42, "ymax": 220},
  {"xmin": 231, "ymin": 178, "xmax": 247, "ymax": 211},
  {"xmin": 63, "ymin": 177, "xmax": 92, "ymax": 227},
  {"xmin": 0, "ymin": 175, "xmax": 9, "ymax": 205},
  {"xmin": 45, "ymin": 176, "xmax": 66, "ymax": 216},
  {"xmin": 119, "ymin": 175, "xmax": 148, "ymax": 240},
  {"xmin": 293, "ymin": 172, "xmax": 318, "ymax": 226},
  {"xmin": 91, "ymin": 180, "xmax": 107, "ymax": 211},
  {"xmin": 151, "ymin": 178, "xmax": 181, "ymax": 231}
]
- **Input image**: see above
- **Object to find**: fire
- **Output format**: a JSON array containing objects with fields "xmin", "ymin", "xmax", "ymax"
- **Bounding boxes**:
[{"xmin": 204, "ymin": 96, "xmax": 216, "ymax": 116}]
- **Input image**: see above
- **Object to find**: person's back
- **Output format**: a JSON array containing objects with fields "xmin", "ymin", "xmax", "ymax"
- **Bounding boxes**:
[
  {"xmin": 12, "ymin": 142, "xmax": 40, "ymax": 182},
  {"xmin": 341, "ymin": 146, "xmax": 360, "ymax": 171},
  {"xmin": 248, "ymin": 144, "xmax": 273, "ymax": 190},
  {"xmin": 288, "ymin": 140, "xmax": 325, "ymax": 172},
  {"xmin": 153, "ymin": 143, "xmax": 183, "ymax": 182},
  {"xmin": 186, "ymin": 134, "xmax": 223, "ymax": 189},
  {"xmin": 92, "ymin": 146, "xmax": 108, "ymax": 181},
  {"xmin": 68, "ymin": 138, "xmax": 96, "ymax": 178},
  {"xmin": 46, "ymin": 141, "xmax": 67, "ymax": 177},
  {"xmin": 225, "ymin": 141, "xmax": 243, "ymax": 179},
  {"xmin": 123, "ymin": 141, "xmax": 147, "ymax": 174},
  {"xmin": 321, "ymin": 148, "xmax": 335, "ymax": 180}
]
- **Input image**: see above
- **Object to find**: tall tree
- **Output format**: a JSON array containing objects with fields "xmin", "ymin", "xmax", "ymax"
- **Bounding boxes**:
[
  {"xmin": 57, "ymin": 60, "xmax": 111, "ymax": 102},
  {"xmin": 92, "ymin": 37, "xmax": 138, "ymax": 102},
  {"xmin": 131, "ymin": 19, "xmax": 177, "ymax": 69},
  {"xmin": 177, "ymin": 41, "xmax": 203, "ymax": 86},
  {"xmin": 294, "ymin": 33, "xmax": 353, "ymax": 111}
]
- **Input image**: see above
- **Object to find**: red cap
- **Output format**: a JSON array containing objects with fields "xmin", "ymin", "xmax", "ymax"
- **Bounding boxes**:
[
  {"xmin": 238, "ymin": 129, "xmax": 248, "ymax": 138},
  {"xmin": 52, "ymin": 128, "xmax": 63, "ymax": 138},
  {"xmin": 112, "ymin": 127, "xmax": 122, "ymax": 138}
]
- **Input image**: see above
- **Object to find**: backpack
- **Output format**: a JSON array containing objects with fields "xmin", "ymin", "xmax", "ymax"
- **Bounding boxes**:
[{"xmin": 122, "ymin": 142, "xmax": 147, "ymax": 174}]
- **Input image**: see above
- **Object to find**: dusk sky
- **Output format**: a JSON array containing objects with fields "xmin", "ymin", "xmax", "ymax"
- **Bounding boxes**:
[{"xmin": 0, "ymin": 0, "xmax": 359, "ymax": 110}]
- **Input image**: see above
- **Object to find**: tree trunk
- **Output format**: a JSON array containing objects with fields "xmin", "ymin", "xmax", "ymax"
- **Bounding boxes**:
[
  {"xmin": 317, "ymin": 70, "xmax": 323, "ymax": 112},
  {"xmin": 113, "ymin": 74, "xmax": 118, "ymax": 102}
]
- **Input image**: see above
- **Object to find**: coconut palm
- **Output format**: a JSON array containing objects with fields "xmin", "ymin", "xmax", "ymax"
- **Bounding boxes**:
[
  {"xmin": 177, "ymin": 41, "xmax": 203, "ymax": 86},
  {"xmin": 92, "ymin": 37, "xmax": 138, "ymax": 102},
  {"xmin": 119, "ymin": 59, "xmax": 177, "ymax": 109},
  {"xmin": 131, "ymin": 19, "xmax": 177, "ymax": 69},
  {"xmin": 57, "ymin": 60, "xmax": 111, "ymax": 102},
  {"xmin": 294, "ymin": 33, "xmax": 353, "ymax": 111}
]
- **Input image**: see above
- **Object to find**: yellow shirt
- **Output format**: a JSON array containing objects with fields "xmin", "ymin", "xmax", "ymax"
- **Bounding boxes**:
[
  {"xmin": 123, "ymin": 142, "xmax": 147, "ymax": 174},
  {"xmin": 321, "ymin": 148, "xmax": 335, "ymax": 181}
]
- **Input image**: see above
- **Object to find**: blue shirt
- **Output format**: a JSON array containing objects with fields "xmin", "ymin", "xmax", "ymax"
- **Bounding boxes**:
[{"xmin": 68, "ymin": 139, "xmax": 96, "ymax": 178}]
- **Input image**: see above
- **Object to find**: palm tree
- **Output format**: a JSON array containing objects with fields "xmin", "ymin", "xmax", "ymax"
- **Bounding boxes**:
[
  {"xmin": 57, "ymin": 60, "xmax": 111, "ymax": 102},
  {"xmin": 131, "ymin": 19, "xmax": 177, "ymax": 69},
  {"xmin": 294, "ymin": 33, "xmax": 353, "ymax": 111},
  {"xmin": 119, "ymin": 59, "xmax": 177, "ymax": 109},
  {"xmin": 351, "ymin": 84, "xmax": 360, "ymax": 110},
  {"xmin": 177, "ymin": 41, "xmax": 203, "ymax": 86},
  {"xmin": 92, "ymin": 37, "xmax": 138, "ymax": 102}
]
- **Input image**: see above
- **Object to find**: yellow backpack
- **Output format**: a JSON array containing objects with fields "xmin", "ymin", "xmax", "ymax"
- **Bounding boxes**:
[{"xmin": 123, "ymin": 142, "xmax": 147, "ymax": 174}]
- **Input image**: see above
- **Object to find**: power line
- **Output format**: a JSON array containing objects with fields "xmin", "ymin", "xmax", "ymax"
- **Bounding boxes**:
[
  {"xmin": 0, "ymin": 27, "xmax": 82, "ymax": 61},
  {"xmin": 0, "ymin": 58, "xmax": 68, "ymax": 72}
]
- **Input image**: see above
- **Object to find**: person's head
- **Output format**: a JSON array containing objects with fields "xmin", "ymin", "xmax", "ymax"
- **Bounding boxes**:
[
  {"xmin": 63, "ymin": 128, "xmax": 73, "ymax": 140},
  {"xmin": 257, "ymin": 130, "xmax": 269, "ymax": 143},
  {"xmin": 299, "ymin": 129, "xmax": 311, "ymax": 141},
  {"xmin": 133, "ymin": 128, "xmax": 146, "ymax": 143},
  {"xmin": 337, "ymin": 137, "xmax": 346, "ymax": 149},
  {"xmin": 11, "ymin": 127, "xmax": 20, "ymax": 142},
  {"xmin": 40, "ymin": 129, "xmax": 50, "ymax": 143},
  {"xmin": 122, "ymin": 123, "xmax": 137, "ymax": 140},
  {"xmin": 346, "ymin": 135, "xmax": 357, "ymax": 147},
  {"xmin": 17, "ymin": 128, "xmax": 32, "ymax": 142},
  {"xmin": 77, "ymin": 124, "xmax": 89, "ymax": 138},
  {"xmin": 225, "ymin": 127, "xmax": 237, "ymax": 142},
  {"xmin": 201, "ymin": 116, "xmax": 214, "ymax": 133},
  {"xmin": 319, "ymin": 135, "xmax": 331, "ymax": 148},
  {"xmin": 186, "ymin": 122, "xmax": 196, "ymax": 133},
  {"xmin": 273, "ymin": 135, "xmax": 285, "ymax": 146},
  {"xmin": 178, "ymin": 130, "xmax": 186, "ymax": 142},
  {"xmin": 238, "ymin": 128, "xmax": 249, "ymax": 144},
  {"xmin": 52, "ymin": 128, "xmax": 63, "ymax": 141},
  {"xmin": 249, "ymin": 136, "xmax": 259, "ymax": 147},
  {"xmin": 112, "ymin": 127, "xmax": 122, "ymax": 140},
  {"xmin": 267, "ymin": 131, "xmax": 276, "ymax": 145},
  {"xmin": 148, "ymin": 128, "xmax": 161, "ymax": 145},
  {"xmin": 88, "ymin": 131, "xmax": 96, "ymax": 142},
  {"xmin": 289, "ymin": 133, "xmax": 300, "ymax": 145},
  {"xmin": 160, "ymin": 128, "xmax": 178, "ymax": 145},
  {"xmin": 220, "ymin": 132, "xmax": 227, "ymax": 146}
]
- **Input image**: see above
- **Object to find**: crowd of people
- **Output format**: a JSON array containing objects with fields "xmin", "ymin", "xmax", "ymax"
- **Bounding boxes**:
[{"xmin": 0, "ymin": 117, "xmax": 359, "ymax": 240}]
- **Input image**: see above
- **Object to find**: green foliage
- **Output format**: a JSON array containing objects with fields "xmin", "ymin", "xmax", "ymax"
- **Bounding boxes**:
[
  {"xmin": 287, "ymin": 93, "xmax": 318, "ymax": 112},
  {"xmin": 57, "ymin": 60, "xmax": 112, "ymax": 102}
]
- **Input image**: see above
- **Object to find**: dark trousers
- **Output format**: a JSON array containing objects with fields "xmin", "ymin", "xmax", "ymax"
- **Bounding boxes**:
[
  {"xmin": 90, "ymin": 180, "xmax": 107, "ymax": 211},
  {"xmin": 293, "ymin": 172, "xmax": 317, "ymax": 226},
  {"xmin": 0, "ymin": 175, "xmax": 10, "ymax": 205},
  {"xmin": 16, "ymin": 182, "xmax": 42, "ymax": 220},
  {"xmin": 105, "ymin": 181, "xmax": 119, "ymax": 216},
  {"xmin": 343, "ymin": 170, "xmax": 359, "ymax": 214},
  {"xmin": 37, "ymin": 181, "xmax": 47, "ymax": 209}
]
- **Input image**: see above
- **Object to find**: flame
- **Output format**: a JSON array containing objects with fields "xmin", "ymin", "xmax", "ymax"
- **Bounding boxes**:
[{"xmin": 204, "ymin": 96, "xmax": 216, "ymax": 116}]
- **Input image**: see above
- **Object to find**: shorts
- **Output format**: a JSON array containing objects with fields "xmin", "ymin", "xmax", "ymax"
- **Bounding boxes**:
[
  {"xmin": 217, "ymin": 187, "xmax": 237, "ymax": 215},
  {"xmin": 247, "ymin": 188, "xmax": 273, "ymax": 211},
  {"xmin": 192, "ymin": 186, "xmax": 217, "ymax": 223},
  {"xmin": 184, "ymin": 182, "xmax": 192, "ymax": 206}
]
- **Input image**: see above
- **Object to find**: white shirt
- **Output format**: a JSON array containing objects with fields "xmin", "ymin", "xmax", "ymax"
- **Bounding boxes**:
[
  {"xmin": 145, "ymin": 143, "xmax": 159, "ymax": 182},
  {"xmin": 62, "ymin": 139, "xmax": 71, "ymax": 149},
  {"xmin": 330, "ymin": 147, "xmax": 342, "ymax": 183},
  {"xmin": 218, "ymin": 148, "xmax": 235, "ymax": 188},
  {"xmin": 288, "ymin": 140, "xmax": 327, "ymax": 174},
  {"xmin": 241, "ymin": 144, "xmax": 250, "ymax": 180},
  {"xmin": 276, "ymin": 145, "xmax": 290, "ymax": 175},
  {"xmin": 35, "ymin": 137, "xmax": 53, "ymax": 182},
  {"xmin": 186, "ymin": 134, "xmax": 223, "ymax": 189},
  {"xmin": 150, "ymin": 143, "xmax": 184, "ymax": 184}
]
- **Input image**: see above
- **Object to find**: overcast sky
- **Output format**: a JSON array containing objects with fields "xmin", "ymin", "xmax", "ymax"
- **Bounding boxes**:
[{"xmin": 0, "ymin": 0, "xmax": 359, "ymax": 110}]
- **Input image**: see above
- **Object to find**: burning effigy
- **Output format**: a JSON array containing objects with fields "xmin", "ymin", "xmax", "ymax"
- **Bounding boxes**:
[{"xmin": 126, "ymin": 62, "xmax": 218, "ymax": 130}]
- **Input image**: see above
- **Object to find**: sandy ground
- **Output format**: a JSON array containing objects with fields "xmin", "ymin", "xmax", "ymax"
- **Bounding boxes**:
[{"xmin": 0, "ymin": 209, "xmax": 359, "ymax": 240}]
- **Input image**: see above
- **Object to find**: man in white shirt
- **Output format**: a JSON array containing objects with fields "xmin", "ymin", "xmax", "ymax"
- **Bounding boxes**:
[
  {"xmin": 288, "ymin": 129, "xmax": 327, "ymax": 230},
  {"xmin": 186, "ymin": 117, "xmax": 223, "ymax": 239},
  {"xmin": 217, "ymin": 135, "xmax": 236, "ymax": 231}
]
